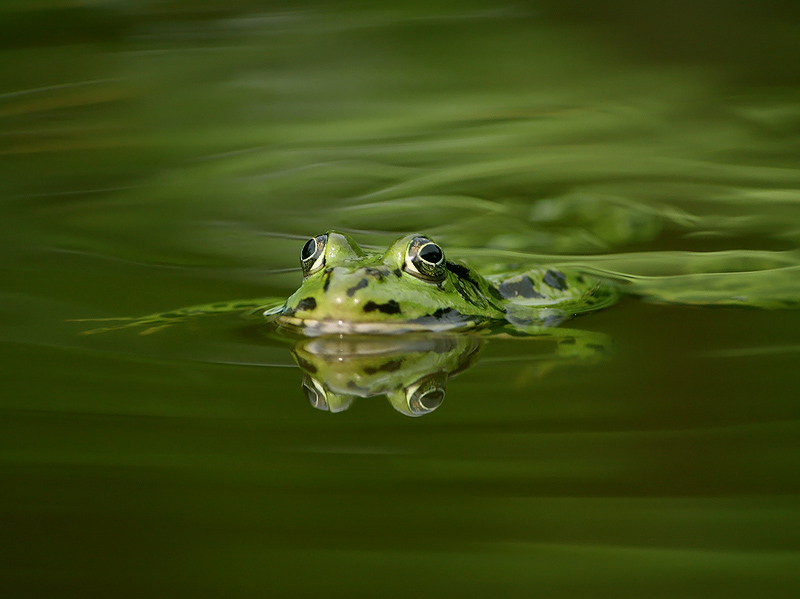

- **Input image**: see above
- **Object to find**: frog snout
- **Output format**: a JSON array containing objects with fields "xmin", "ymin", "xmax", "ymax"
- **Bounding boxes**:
[
  {"xmin": 325, "ymin": 269, "xmax": 380, "ymax": 303},
  {"xmin": 321, "ymin": 267, "xmax": 401, "ymax": 316}
]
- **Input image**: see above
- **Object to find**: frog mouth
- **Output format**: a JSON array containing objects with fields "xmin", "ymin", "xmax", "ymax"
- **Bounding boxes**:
[{"xmin": 275, "ymin": 313, "xmax": 482, "ymax": 335}]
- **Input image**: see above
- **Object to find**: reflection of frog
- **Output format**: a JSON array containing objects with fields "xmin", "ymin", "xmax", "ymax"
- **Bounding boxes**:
[
  {"xmin": 290, "ymin": 329, "xmax": 612, "ymax": 417},
  {"xmin": 78, "ymin": 230, "xmax": 619, "ymax": 335},
  {"xmin": 292, "ymin": 334, "xmax": 481, "ymax": 416}
]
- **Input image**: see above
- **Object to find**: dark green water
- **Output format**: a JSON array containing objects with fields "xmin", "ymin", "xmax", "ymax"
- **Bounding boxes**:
[{"xmin": 2, "ymin": 2, "xmax": 800, "ymax": 597}]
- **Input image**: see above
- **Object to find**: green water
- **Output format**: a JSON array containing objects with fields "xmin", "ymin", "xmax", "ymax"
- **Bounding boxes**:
[{"xmin": 2, "ymin": 2, "xmax": 800, "ymax": 597}]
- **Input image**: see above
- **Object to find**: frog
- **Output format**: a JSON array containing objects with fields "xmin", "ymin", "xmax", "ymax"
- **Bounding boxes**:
[
  {"xmin": 274, "ymin": 230, "xmax": 618, "ymax": 334},
  {"xmin": 77, "ymin": 230, "xmax": 620, "ymax": 336}
]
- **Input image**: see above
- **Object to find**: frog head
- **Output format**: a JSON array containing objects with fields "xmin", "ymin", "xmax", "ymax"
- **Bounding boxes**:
[{"xmin": 277, "ymin": 231, "xmax": 506, "ymax": 335}]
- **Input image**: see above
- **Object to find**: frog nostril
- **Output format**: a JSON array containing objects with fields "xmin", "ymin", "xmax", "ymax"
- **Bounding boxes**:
[{"xmin": 363, "ymin": 267, "xmax": 389, "ymax": 280}]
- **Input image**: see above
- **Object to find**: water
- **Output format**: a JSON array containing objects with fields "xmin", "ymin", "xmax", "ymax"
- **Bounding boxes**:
[{"xmin": 2, "ymin": 3, "xmax": 800, "ymax": 597}]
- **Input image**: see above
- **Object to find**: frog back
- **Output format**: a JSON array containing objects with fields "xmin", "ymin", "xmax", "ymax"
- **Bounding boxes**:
[{"xmin": 489, "ymin": 267, "xmax": 619, "ymax": 321}]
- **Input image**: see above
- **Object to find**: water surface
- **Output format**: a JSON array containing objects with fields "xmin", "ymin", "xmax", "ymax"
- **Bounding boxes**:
[{"xmin": 2, "ymin": 2, "xmax": 800, "ymax": 597}]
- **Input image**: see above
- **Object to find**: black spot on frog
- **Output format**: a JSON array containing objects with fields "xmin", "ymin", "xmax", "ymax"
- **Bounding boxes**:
[
  {"xmin": 346, "ymin": 279, "xmax": 369, "ymax": 297},
  {"xmin": 363, "ymin": 300, "xmax": 401, "ymax": 315},
  {"xmin": 543, "ymin": 269, "xmax": 568, "ymax": 291},
  {"xmin": 296, "ymin": 297, "xmax": 317, "ymax": 311},
  {"xmin": 498, "ymin": 275, "xmax": 545, "ymax": 299}
]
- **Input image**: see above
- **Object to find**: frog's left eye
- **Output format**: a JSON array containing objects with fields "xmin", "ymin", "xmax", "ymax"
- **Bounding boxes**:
[
  {"xmin": 301, "ymin": 234, "xmax": 328, "ymax": 277},
  {"xmin": 302, "ymin": 374, "xmax": 329, "ymax": 410},
  {"xmin": 404, "ymin": 236, "xmax": 446, "ymax": 282}
]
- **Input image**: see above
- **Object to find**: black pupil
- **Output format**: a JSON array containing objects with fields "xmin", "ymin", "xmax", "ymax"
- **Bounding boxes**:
[
  {"xmin": 419, "ymin": 243, "xmax": 442, "ymax": 264},
  {"xmin": 303, "ymin": 383, "xmax": 323, "ymax": 408},
  {"xmin": 301, "ymin": 238, "xmax": 317, "ymax": 261},
  {"xmin": 419, "ymin": 389, "xmax": 444, "ymax": 410}
]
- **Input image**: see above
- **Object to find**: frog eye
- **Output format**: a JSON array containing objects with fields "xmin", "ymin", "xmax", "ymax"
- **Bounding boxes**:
[
  {"xmin": 404, "ymin": 236, "xmax": 446, "ymax": 282},
  {"xmin": 301, "ymin": 234, "xmax": 328, "ymax": 277}
]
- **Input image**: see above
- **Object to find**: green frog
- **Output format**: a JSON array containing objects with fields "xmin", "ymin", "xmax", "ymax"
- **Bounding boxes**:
[
  {"xmin": 274, "ymin": 231, "xmax": 618, "ymax": 335},
  {"xmin": 79, "ymin": 230, "xmax": 619, "ymax": 336}
]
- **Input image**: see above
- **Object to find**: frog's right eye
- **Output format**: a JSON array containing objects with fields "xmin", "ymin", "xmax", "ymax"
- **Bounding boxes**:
[
  {"xmin": 403, "ymin": 375, "xmax": 446, "ymax": 416},
  {"xmin": 301, "ymin": 234, "xmax": 328, "ymax": 277},
  {"xmin": 302, "ymin": 374, "xmax": 329, "ymax": 410},
  {"xmin": 404, "ymin": 236, "xmax": 446, "ymax": 282}
]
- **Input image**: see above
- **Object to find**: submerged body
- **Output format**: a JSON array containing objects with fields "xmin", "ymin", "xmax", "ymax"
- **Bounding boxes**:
[{"xmin": 274, "ymin": 231, "xmax": 618, "ymax": 335}]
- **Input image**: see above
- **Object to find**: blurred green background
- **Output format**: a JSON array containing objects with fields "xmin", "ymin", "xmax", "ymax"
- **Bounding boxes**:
[{"xmin": 1, "ymin": 1, "xmax": 800, "ymax": 597}]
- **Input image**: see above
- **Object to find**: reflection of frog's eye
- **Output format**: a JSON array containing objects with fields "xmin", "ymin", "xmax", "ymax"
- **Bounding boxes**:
[
  {"xmin": 405, "ymin": 236, "xmax": 446, "ymax": 282},
  {"xmin": 403, "ymin": 374, "xmax": 446, "ymax": 416},
  {"xmin": 301, "ymin": 234, "xmax": 328, "ymax": 277},
  {"xmin": 302, "ymin": 374, "xmax": 329, "ymax": 410},
  {"xmin": 410, "ymin": 388, "xmax": 445, "ymax": 414}
]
